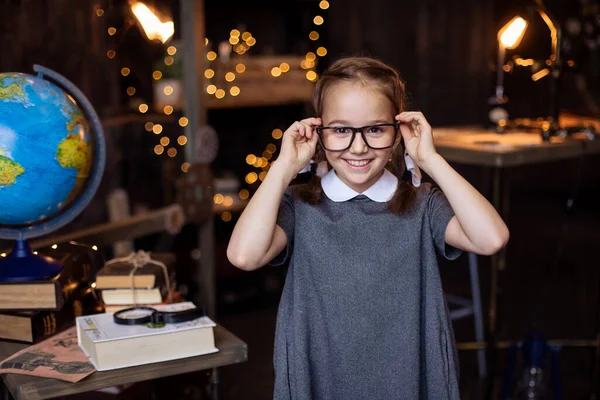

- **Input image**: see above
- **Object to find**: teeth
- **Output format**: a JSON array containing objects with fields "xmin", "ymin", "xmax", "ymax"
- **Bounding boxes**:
[{"xmin": 346, "ymin": 160, "xmax": 369, "ymax": 166}]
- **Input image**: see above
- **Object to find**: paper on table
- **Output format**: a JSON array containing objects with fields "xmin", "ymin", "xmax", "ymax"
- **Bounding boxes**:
[{"xmin": 0, "ymin": 326, "xmax": 95, "ymax": 383}]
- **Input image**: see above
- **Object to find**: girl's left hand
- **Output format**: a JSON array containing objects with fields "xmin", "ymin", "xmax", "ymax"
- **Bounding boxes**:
[{"xmin": 395, "ymin": 111, "xmax": 438, "ymax": 172}]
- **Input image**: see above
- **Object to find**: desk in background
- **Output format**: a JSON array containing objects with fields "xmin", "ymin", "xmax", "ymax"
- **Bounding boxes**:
[
  {"xmin": 434, "ymin": 125, "xmax": 600, "ymax": 397},
  {"xmin": 0, "ymin": 325, "xmax": 247, "ymax": 400}
]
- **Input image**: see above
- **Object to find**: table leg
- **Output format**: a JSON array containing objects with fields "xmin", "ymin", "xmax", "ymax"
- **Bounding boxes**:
[
  {"xmin": 150, "ymin": 379, "xmax": 159, "ymax": 400},
  {"xmin": 209, "ymin": 367, "xmax": 219, "ymax": 400},
  {"xmin": 485, "ymin": 166, "xmax": 511, "ymax": 399}
]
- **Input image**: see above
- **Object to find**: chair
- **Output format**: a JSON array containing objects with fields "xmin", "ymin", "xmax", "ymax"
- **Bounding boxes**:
[{"xmin": 446, "ymin": 252, "xmax": 486, "ymax": 379}]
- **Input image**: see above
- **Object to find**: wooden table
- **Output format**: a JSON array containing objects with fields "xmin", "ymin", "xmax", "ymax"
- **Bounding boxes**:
[
  {"xmin": 433, "ymin": 126, "xmax": 600, "ymax": 398},
  {"xmin": 0, "ymin": 325, "xmax": 247, "ymax": 400},
  {"xmin": 433, "ymin": 126, "xmax": 600, "ymax": 167}
]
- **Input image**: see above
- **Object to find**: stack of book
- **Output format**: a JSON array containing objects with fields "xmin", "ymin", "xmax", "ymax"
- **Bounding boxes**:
[
  {"xmin": 0, "ymin": 242, "xmax": 105, "ymax": 343},
  {"xmin": 95, "ymin": 252, "xmax": 179, "ymax": 313}
]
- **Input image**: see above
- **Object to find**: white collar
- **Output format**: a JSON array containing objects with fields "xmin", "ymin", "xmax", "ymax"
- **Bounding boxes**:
[{"xmin": 321, "ymin": 168, "xmax": 398, "ymax": 202}]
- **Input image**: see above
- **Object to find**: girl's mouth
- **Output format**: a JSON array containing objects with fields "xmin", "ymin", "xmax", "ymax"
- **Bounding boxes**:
[{"xmin": 343, "ymin": 159, "xmax": 373, "ymax": 169}]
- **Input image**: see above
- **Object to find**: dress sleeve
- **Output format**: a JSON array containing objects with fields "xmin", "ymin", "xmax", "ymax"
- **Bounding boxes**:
[
  {"xmin": 268, "ymin": 189, "xmax": 295, "ymax": 266},
  {"xmin": 427, "ymin": 186, "xmax": 462, "ymax": 260}
]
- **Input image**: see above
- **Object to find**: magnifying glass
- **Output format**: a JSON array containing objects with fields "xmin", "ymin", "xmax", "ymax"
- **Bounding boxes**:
[{"xmin": 113, "ymin": 306, "xmax": 206, "ymax": 326}]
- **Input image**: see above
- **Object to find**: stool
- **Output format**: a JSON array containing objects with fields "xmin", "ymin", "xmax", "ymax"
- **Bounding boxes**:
[{"xmin": 446, "ymin": 252, "xmax": 486, "ymax": 379}]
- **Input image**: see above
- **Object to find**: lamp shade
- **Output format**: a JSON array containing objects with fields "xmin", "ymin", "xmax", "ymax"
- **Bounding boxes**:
[
  {"xmin": 498, "ymin": 16, "xmax": 528, "ymax": 49},
  {"xmin": 131, "ymin": 1, "xmax": 174, "ymax": 44}
]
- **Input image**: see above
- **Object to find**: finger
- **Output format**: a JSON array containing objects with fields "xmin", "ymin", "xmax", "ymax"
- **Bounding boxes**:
[
  {"xmin": 396, "ymin": 112, "xmax": 429, "ymax": 128},
  {"xmin": 399, "ymin": 123, "xmax": 415, "ymax": 143},
  {"xmin": 286, "ymin": 121, "xmax": 307, "ymax": 141},
  {"xmin": 300, "ymin": 121, "xmax": 314, "ymax": 139},
  {"xmin": 300, "ymin": 117, "xmax": 322, "ymax": 127},
  {"xmin": 308, "ymin": 128, "xmax": 319, "ymax": 151}
]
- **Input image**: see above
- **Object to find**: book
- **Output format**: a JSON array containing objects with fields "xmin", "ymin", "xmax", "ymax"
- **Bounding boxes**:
[
  {"xmin": 0, "ymin": 284, "xmax": 103, "ymax": 343},
  {"xmin": 99, "ymin": 279, "xmax": 177, "ymax": 306},
  {"xmin": 0, "ymin": 241, "xmax": 105, "ymax": 311},
  {"xmin": 76, "ymin": 302, "xmax": 218, "ymax": 371},
  {"xmin": 103, "ymin": 291, "xmax": 183, "ymax": 314},
  {"xmin": 99, "ymin": 288, "xmax": 162, "ymax": 305},
  {"xmin": 95, "ymin": 252, "xmax": 175, "ymax": 290},
  {"xmin": 0, "ymin": 280, "xmax": 64, "ymax": 311}
]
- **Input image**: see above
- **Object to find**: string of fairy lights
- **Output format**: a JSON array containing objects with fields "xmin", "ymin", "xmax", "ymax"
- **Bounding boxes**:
[
  {"xmin": 94, "ymin": 1, "xmax": 330, "ymax": 223},
  {"xmin": 234, "ymin": 0, "xmax": 329, "ymax": 202},
  {"xmin": 94, "ymin": 3, "xmax": 191, "ymax": 175}
]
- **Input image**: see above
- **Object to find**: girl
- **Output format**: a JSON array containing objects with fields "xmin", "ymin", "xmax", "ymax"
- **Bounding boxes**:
[{"xmin": 227, "ymin": 57, "xmax": 509, "ymax": 399}]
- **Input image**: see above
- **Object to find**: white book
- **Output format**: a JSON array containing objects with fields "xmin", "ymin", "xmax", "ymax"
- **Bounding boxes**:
[{"xmin": 76, "ymin": 302, "xmax": 218, "ymax": 371}]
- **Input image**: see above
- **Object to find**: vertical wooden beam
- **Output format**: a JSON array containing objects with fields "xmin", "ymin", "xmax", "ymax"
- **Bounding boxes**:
[
  {"xmin": 180, "ymin": 0, "xmax": 207, "ymax": 160},
  {"xmin": 180, "ymin": 0, "xmax": 216, "ymax": 318}
]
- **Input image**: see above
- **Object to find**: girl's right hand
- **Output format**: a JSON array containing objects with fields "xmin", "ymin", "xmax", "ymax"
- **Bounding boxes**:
[{"xmin": 276, "ymin": 117, "xmax": 321, "ymax": 176}]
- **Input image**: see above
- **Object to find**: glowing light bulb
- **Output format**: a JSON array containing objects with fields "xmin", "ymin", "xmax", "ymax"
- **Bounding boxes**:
[
  {"xmin": 271, "ymin": 67, "xmax": 282, "ymax": 77},
  {"xmin": 272, "ymin": 129, "xmax": 283, "ymax": 139}
]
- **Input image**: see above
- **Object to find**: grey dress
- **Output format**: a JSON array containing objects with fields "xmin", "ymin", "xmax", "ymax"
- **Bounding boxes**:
[{"xmin": 270, "ymin": 182, "xmax": 462, "ymax": 400}]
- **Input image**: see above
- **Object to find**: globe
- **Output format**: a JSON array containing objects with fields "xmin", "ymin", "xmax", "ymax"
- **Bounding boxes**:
[{"xmin": 0, "ymin": 65, "xmax": 106, "ymax": 281}]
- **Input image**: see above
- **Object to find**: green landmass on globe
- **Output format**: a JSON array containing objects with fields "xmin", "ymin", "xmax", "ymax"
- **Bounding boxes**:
[
  {"xmin": 0, "ymin": 74, "xmax": 26, "ymax": 103},
  {"xmin": 56, "ymin": 134, "xmax": 91, "ymax": 176},
  {"xmin": 0, "ymin": 155, "xmax": 24, "ymax": 186}
]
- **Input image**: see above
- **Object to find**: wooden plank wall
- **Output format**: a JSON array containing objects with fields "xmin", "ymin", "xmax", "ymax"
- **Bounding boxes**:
[
  {"xmin": 0, "ymin": 0, "xmax": 120, "ymax": 114},
  {"xmin": 326, "ymin": 0, "xmax": 496, "ymax": 127}
]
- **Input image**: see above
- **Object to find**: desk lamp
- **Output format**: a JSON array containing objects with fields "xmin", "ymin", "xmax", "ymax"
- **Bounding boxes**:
[
  {"xmin": 489, "ymin": 0, "xmax": 568, "ymax": 140},
  {"xmin": 130, "ymin": 1, "xmax": 174, "ymax": 44}
]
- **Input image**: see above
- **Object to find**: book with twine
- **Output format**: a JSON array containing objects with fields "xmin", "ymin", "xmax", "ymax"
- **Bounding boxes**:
[
  {"xmin": 96, "ymin": 252, "xmax": 176, "ymax": 307},
  {"xmin": 95, "ymin": 252, "xmax": 175, "ymax": 290}
]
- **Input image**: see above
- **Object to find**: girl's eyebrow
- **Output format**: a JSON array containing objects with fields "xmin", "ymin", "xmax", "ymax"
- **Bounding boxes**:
[
  {"xmin": 326, "ymin": 120, "xmax": 350, "ymax": 125},
  {"xmin": 326, "ymin": 119, "xmax": 391, "ymax": 126},
  {"xmin": 369, "ymin": 119, "xmax": 392, "ymax": 125}
]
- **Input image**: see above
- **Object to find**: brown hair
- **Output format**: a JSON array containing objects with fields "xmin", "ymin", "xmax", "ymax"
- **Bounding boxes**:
[{"xmin": 292, "ymin": 56, "xmax": 417, "ymax": 214}]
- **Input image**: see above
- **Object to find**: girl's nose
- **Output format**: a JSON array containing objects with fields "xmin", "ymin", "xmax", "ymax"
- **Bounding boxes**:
[{"xmin": 349, "ymin": 133, "xmax": 368, "ymax": 154}]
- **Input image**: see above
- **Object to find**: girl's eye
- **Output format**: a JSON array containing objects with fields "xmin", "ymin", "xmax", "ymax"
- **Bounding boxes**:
[
  {"xmin": 334, "ymin": 127, "xmax": 350, "ymax": 134},
  {"xmin": 367, "ymin": 127, "xmax": 383, "ymax": 134}
]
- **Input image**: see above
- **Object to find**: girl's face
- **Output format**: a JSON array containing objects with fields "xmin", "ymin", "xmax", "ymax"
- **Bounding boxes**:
[{"xmin": 321, "ymin": 82, "xmax": 397, "ymax": 194}]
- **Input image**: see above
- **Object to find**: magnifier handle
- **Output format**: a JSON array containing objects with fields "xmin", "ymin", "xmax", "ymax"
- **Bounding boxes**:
[{"xmin": 151, "ymin": 307, "xmax": 206, "ymax": 324}]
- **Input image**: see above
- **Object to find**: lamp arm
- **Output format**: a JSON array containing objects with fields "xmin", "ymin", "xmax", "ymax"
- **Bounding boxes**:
[
  {"xmin": 533, "ymin": 0, "xmax": 561, "ymax": 69},
  {"xmin": 533, "ymin": 0, "xmax": 563, "ymax": 126}
]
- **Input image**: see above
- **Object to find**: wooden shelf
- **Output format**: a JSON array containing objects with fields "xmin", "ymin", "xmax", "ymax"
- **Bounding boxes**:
[
  {"xmin": 204, "ymin": 81, "xmax": 313, "ymax": 110},
  {"xmin": 101, "ymin": 113, "xmax": 176, "ymax": 128},
  {"xmin": 101, "ymin": 81, "xmax": 312, "ymax": 128}
]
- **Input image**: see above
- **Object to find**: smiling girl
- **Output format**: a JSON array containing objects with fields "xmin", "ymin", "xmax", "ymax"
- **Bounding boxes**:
[{"xmin": 227, "ymin": 56, "xmax": 509, "ymax": 399}]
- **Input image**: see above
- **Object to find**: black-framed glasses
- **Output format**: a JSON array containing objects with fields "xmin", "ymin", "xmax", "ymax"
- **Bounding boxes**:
[{"xmin": 315, "ymin": 123, "xmax": 399, "ymax": 152}]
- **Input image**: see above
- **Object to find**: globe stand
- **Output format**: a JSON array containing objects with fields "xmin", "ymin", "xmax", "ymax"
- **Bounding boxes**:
[{"xmin": 0, "ymin": 240, "xmax": 63, "ymax": 282}]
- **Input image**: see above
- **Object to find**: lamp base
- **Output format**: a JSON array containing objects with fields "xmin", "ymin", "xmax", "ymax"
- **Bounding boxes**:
[{"xmin": 0, "ymin": 240, "xmax": 63, "ymax": 282}]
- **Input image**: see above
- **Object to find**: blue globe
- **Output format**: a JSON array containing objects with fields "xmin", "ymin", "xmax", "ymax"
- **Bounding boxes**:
[{"xmin": 0, "ymin": 65, "xmax": 105, "ymax": 281}]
